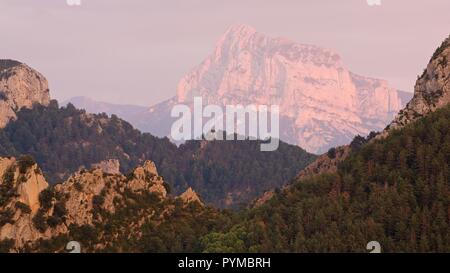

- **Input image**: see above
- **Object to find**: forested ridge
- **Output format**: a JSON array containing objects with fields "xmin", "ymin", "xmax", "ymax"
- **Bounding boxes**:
[
  {"xmin": 0, "ymin": 101, "xmax": 315, "ymax": 207},
  {"xmin": 199, "ymin": 105, "xmax": 450, "ymax": 252},
  {"xmin": 20, "ymin": 104, "xmax": 450, "ymax": 253}
]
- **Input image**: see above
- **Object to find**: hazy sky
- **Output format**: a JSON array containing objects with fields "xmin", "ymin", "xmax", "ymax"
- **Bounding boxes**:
[{"xmin": 0, "ymin": 0, "xmax": 449, "ymax": 106}]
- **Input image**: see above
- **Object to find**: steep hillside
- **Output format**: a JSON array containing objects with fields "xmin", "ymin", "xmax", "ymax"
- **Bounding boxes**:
[
  {"xmin": 0, "ymin": 101, "xmax": 315, "ymax": 207},
  {"xmin": 3, "ymin": 104, "xmax": 449, "ymax": 253},
  {"xmin": 203, "ymin": 104, "xmax": 450, "ymax": 253}
]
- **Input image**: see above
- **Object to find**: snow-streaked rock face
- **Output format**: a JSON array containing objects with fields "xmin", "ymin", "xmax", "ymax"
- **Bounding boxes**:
[
  {"xmin": 0, "ymin": 60, "xmax": 51, "ymax": 128},
  {"xmin": 148, "ymin": 25, "xmax": 411, "ymax": 154}
]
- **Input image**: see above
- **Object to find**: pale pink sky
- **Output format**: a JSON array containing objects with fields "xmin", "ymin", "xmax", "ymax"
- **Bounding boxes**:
[{"xmin": 0, "ymin": 0, "xmax": 449, "ymax": 106}]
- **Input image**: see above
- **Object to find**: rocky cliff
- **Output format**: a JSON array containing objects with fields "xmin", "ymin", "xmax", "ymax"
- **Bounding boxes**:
[
  {"xmin": 179, "ymin": 187, "xmax": 202, "ymax": 205},
  {"xmin": 144, "ymin": 25, "xmax": 411, "ymax": 154},
  {"xmin": 385, "ymin": 35, "xmax": 450, "ymax": 133},
  {"xmin": 0, "ymin": 60, "xmax": 50, "ymax": 128},
  {"xmin": 0, "ymin": 157, "xmax": 201, "ymax": 252},
  {"xmin": 0, "ymin": 156, "xmax": 49, "ymax": 247}
]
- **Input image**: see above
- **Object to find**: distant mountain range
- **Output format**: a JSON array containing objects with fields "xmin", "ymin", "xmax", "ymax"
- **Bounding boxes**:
[
  {"xmin": 66, "ymin": 25, "xmax": 413, "ymax": 154},
  {"xmin": 63, "ymin": 96, "xmax": 150, "ymax": 130}
]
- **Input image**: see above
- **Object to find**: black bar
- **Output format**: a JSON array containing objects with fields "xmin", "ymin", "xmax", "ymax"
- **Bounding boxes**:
[{"xmin": 0, "ymin": 253, "xmax": 447, "ymax": 272}]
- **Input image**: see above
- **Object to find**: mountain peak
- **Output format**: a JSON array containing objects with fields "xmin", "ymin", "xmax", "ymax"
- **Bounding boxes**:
[
  {"xmin": 224, "ymin": 24, "xmax": 257, "ymax": 36},
  {"xmin": 180, "ymin": 187, "xmax": 203, "ymax": 205},
  {"xmin": 214, "ymin": 24, "xmax": 264, "ymax": 55},
  {"xmin": 0, "ymin": 59, "xmax": 51, "ymax": 128},
  {"xmin": 171, "ymin": 26, "xmax": 410, "ymax": 153}
]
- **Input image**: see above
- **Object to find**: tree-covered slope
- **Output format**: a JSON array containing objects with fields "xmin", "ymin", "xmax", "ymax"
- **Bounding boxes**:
[
  {"xmin": 200, "ymin": 105, "xmax": 450, "ymax": 252},
  {"xmin": 0, "ymin": 101, "xmax": 316, "ymax": 207},
  {"xmin": 24, "ymin": 105, "xmax": 450, "ymax": 253}
]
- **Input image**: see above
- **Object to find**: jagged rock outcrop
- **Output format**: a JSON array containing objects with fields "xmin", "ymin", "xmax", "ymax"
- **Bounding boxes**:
[
  {"xmin": 385, "ymin": 36, "xmax": 450, "ymax": 133},
  {"xmin": 126, "ymin": 160, "xmax": 166, "ymax": 199},
  {"xmin": 0, "ymin": 157, "xmax": 48, "ymax": 213},
  {"xmin": 0, "ymin": 157, "xmax": 49, "ymax": 247},
  {"xmin": 144, "ymin": 25, "xmax": 411, "ymax": 154},
  {"xmin": 55, "ymin": 160, "xmax": 166, "ymax": 227},
  {"xmin": 91, "ymin": 159, "xmax": 121, "ymax": 175},
  {"xmin": 0, "ymin": 157, "xmax": 46, "ymax": 212},
  {"xmin": 0, "ymin": 60, "xmax": 50, "ymax": 128},
  {"xmin": 0, "ymin": 158, "xmax": 187, "ymax": 251},
  {"xmin": 179, "ymin": 187, "xmax": 202, "ymax": 205}
]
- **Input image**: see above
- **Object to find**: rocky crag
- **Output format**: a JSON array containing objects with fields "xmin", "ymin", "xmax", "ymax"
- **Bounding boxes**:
[
  {"xmin": 0, "ymin": 157, "xmax": 201, "ymax": 252},
  {"xmin": 0, "ymin": 60, "xmax": 50, "ymax": 128}
]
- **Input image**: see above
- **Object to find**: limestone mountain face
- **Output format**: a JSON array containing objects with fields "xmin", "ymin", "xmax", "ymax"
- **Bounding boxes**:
[
  {"xmin": 0, "ymin": 60, "xmax": 50, "ymax": 128},
  {"xmin": 0, "ymin": 157, "xmax": 192, "ymax": 251},
  {"xmin": 253, "ymin": 35, "xmax": 450, "ymax": 207},
  {"xmin": 0, "ymin": 157, "xmax": 48, "ymax": 214},
  {"xmin": 386, "ymin": 36, "xmax": 450, "ymax": 132},
  {"xmin": 0, "ymin": 157, "xmax": 49, "ymax": 247},
  {"xmin": 145, "ymin": 25, "xmax": 411, "ymax": 154}
]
